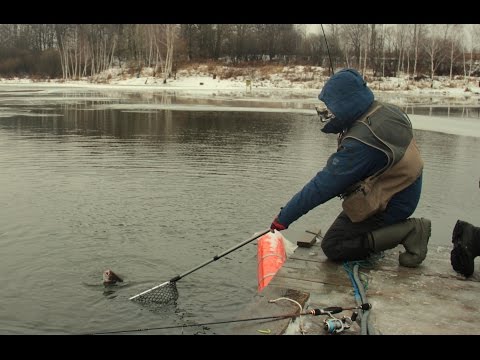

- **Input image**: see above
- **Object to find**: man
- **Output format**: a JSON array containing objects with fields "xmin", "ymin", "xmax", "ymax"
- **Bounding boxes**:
[{"xmin": 270, "ymin": 68, "xmax": 431, "ymax": 267}]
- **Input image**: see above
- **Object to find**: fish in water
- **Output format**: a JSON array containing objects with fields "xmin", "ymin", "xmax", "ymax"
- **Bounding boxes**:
[{"xmin": 103, "ymin": 269, "xmax": 123, "ymax": 286}]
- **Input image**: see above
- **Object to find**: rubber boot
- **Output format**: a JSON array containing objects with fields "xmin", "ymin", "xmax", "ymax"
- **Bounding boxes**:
[
  {"xmin": 367, "ymin": 218, "xmax": 431, "ymax": 267},
  {"xmin": 450, "ymin": 220, "xmax": 480, "ymax": 277}
]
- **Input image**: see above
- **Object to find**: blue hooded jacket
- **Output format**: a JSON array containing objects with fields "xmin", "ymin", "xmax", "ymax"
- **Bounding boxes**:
[
  {"xmin": 319, "ymin": 68, "xmax": 374, "ymax": 134},
  {"xmin": 277, "ymin": 69, "xmax": 422, "ymax": 227}
]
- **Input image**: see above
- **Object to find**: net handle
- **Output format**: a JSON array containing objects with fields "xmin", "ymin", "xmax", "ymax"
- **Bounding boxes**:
[
  {"xmin": 129, "ymin": 229, "xmax": 271, "ymax": 301},
  {"xmin": 175, "ymin": 228, "xmax": 271, "ymax": 280}
]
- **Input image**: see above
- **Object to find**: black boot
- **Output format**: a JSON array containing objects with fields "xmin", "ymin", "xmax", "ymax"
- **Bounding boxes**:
[{"xmin": 451, "ymin": 220, "xmax": 480, "ymax": 277}]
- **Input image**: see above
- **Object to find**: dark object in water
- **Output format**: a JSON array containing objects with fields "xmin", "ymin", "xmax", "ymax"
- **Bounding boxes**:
[{"xmin": 103, "ymin": 269, "xmax": 123, "ymax": 286}]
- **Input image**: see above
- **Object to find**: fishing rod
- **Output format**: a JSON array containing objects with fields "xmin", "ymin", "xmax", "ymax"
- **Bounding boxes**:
[
  {"xmin": 315, "ymin": 24, "xmax": 335, "ymax": 122},
  {"xmin": 87, "ymin": 303, "xmax": 372, "ymax": 335},
  {"xmin": 321, "ymin": 24, "xmax": 334, "ymax": 76}
]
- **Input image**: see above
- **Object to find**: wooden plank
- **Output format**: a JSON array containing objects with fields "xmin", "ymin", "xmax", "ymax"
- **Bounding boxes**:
[
  {"xmin": 366, "ymin": 269, "xmax": 480, "ymax": 334},
  {"xmin": 224, "ymin": 286, "xmax": 310, "ymax": 335},
  {"xmin": 287, "ymin": 241, "xmax": 330, "ymax": 263},
  {"xmin": 267, "ymin": 278, "xmax": 363, "ymax": 335},
  {"xmin": 277, "ymin": 262, "xmax": 352, "ymax": 288},
  {"xmin": 370, "ymin": 246, "xmax": 480, "ymax": 282},
  {"xmin": 296, "ymin": 229, "xmax": 321, "ymax": 248},
  {"xmin": 268, "ymin": 278, "xmax": 357, "ymax": 312},
  {"xmin": 291, "ymin": 242, "xmax": 480, "ymax": 282}
]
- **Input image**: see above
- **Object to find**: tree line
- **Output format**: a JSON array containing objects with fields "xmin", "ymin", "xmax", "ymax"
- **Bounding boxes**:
[{"xmin": 0, "ymin": 24, "xmax": 479, "ymax": 81}]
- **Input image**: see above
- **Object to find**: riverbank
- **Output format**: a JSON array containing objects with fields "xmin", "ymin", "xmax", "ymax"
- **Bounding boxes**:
[{"xmin": 2, "ymin": 65, "xmax": 480, "ymax": 100}]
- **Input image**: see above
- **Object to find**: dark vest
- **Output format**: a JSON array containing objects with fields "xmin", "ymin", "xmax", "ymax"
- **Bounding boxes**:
[{"xmin": 339, "ymin": 101, "xmax": 424, "ymax": 222}]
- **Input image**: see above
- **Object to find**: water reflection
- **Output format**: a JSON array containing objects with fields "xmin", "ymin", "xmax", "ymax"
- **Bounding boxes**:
[{"xmin": 0, "ymin": 104, "xmax": 299, "ymax": 143}]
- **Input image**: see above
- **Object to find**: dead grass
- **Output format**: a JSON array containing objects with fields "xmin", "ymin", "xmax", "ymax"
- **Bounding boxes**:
[
  {"xmin": 257, "ymin": 65, "xmax": 284, "ymax": 77},
  {"xmin": 219, "ymin": 68, "xmax": 246, "ymax": 80},
  {"xmin": 179, "ymin": 61, "xmax": 288, "ymax": 80}
]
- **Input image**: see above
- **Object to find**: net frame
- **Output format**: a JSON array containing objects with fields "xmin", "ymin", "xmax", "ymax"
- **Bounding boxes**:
[{"xmin": 129, "ymin": 281, "xmax": 179, "ymax": 304}]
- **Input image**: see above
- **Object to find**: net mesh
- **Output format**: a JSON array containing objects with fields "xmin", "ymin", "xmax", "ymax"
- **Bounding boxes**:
[{"xmin": 131, "ymin": 281, "xmax": 179, "ymax": 305}]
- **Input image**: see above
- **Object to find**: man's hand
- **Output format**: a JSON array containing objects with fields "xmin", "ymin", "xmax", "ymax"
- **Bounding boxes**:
[{"xmin": 270, "ymin": 216, "xmax": 287, "ymax": 232}]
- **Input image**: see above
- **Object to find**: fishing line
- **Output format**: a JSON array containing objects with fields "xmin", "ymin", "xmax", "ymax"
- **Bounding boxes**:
[{"xmin": 86, "ymin": 313, "xmax": 297, "ymax": 335}]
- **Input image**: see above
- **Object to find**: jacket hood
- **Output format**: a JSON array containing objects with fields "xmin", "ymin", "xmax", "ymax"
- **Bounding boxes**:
[{"xmin": 318, "ymin": 68, "xmax": 374, "ymax": 134}]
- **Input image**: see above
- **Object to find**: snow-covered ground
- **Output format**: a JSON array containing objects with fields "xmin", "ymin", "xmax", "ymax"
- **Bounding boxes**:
[{"xmin": 2, "ymin": 65, "xmax": 480, "ymax": 95}]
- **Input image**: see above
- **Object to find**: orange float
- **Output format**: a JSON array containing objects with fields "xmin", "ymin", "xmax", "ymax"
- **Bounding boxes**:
[{"xmin": 257, "ymin": 230, "xmax": 287, "ymax": 292}]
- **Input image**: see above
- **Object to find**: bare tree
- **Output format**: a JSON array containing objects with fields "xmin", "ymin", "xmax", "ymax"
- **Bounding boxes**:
[
  {"xmin": 447, "ymin": 24, "xmax": 463, "ymax": 80},
  {"xmin": 394, "ymin": 24, "xmax": 408, "ymax": 74},
  {"xmin": 54, "ymin": 24, "xmax": 71, "ymax": 80},
  {"xmin": 233, "ymin": 24, "xmax": 251, "ymax": 62},
  {"xmin": 424, "ymin": 24, "xmax": 451, "ymax": 80},
  {"xmin": 2, "ymin": 23, "xmax": 480, "ymax": 81},
  {"xmin": 149, "ymin": 24, "xmax": 177, "ymax": 82},
  {"xmin": 341, "ymin": 24, "xmax": 365, "ymax": 68},
  {"xmin": 412, "ymin": 24, "xmax": 423, "ymax": 79},
  {"xmin": 213, "ymin": 24, "xmax": 229, "ymax": 59}
]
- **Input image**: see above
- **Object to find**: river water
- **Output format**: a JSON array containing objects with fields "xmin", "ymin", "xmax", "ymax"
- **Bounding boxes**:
[{"xmin": 0, "ymin": 85, "xmax": 479, "ymax": 334}]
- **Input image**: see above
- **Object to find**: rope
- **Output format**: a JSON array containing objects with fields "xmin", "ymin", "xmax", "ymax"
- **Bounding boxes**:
[
  {"xmin": 353, "ymin": 264, "xmax": 369, "ymax": 334},
  {"xmin": 343, "ymin": 252, "xmax": 383, "ymax": 335},
  {"xmin": 268, "ymin": 297, "xmax": 305, "ymax": 334}
]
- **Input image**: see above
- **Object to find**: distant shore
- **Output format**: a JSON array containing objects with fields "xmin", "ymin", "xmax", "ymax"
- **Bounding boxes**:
[{"xmin": 1, "ymin": 65, "xmax": 480, "ymax": 99}]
